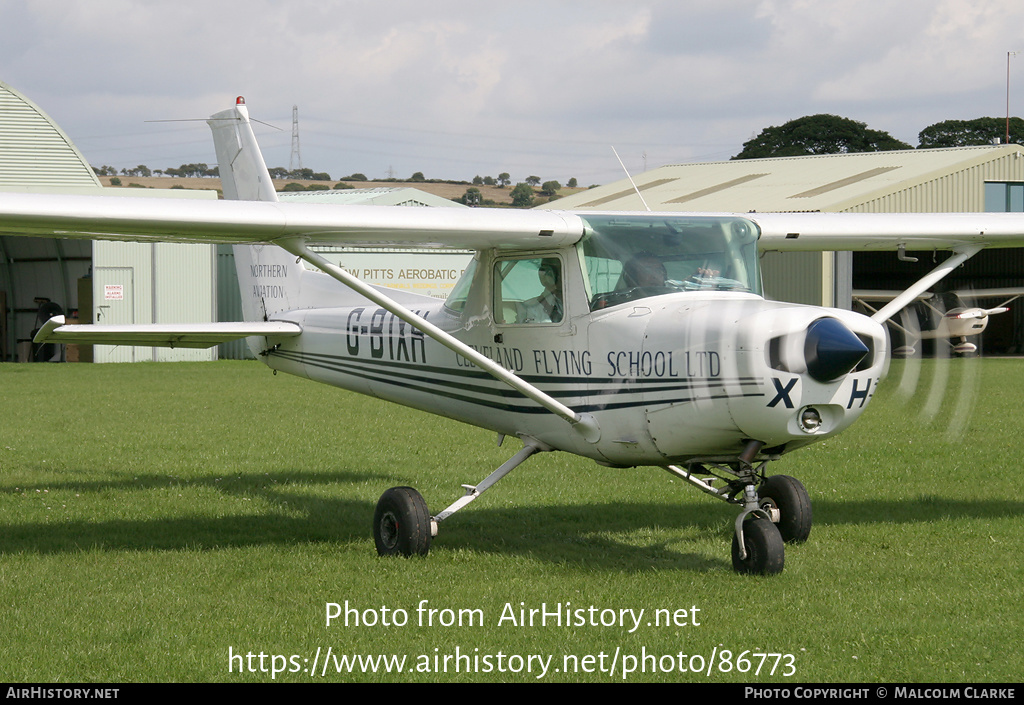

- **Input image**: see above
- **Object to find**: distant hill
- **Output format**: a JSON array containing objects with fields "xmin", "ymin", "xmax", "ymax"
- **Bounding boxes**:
[{"xmin": 97, "ymin": 176, "xmax": 583, "ymax": 207}]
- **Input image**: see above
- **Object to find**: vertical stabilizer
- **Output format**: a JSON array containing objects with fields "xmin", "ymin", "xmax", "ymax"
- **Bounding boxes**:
[
  {"xmin": 207, "ymin": 97, "xmax": 279, "ymax": 203},
  {"xmin": 208, "ymin": 98, "xmax": 303, "ymax": 328}
]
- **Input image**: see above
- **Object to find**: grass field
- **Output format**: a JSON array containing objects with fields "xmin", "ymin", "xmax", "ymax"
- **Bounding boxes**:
[{"xmin": 0, "ymin": 358, "xmax": 1021, "ymax": 682}]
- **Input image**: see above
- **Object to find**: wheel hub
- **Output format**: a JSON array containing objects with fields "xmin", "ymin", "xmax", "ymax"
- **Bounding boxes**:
[
  {"xmin": 759, "ymin": 498, "xmax": 782, "ymax": 523},
  {"xmin": 379, "ymin": 511, "xmax": 399, "ymax": 549}
]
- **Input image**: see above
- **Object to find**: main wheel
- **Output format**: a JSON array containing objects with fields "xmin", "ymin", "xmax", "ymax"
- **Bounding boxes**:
[
  {"xmin": 731, "ymin": 517, "xmax": 785, "ymax": 575},
  {"xmin": 373, "ymin": 486, "xmax": 432, "ymax": 557},
  {"xmin": 759, "ymin": 474, "xmax": 812, "ymax": 543}
]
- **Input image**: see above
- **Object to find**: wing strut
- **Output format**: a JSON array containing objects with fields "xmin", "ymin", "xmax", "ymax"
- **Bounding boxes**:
[
  {"xmin": 278, "ymin": 238, "xmax": 601, "ymax": 443},
  {"xmin": 870, "ymin": 245, "xmax": 982, "ymax": 324}
]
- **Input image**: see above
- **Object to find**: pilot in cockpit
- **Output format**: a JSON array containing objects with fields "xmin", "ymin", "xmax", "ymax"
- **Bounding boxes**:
[
  {"xmin": 621, "ymin": 252, "xmax": 667, "ymax": 289},
  {"xmin": 517, "ymin": 258, "xmax": 563, "ymax": 323}
]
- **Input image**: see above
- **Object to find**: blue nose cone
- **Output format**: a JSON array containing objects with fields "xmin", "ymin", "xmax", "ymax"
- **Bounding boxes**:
[{"xmin": 804, "ymin": 318, "xmax": 869, "ymax": 382}]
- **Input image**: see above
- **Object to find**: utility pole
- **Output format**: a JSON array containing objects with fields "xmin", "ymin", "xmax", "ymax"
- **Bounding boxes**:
[
  {"xmin": 1008, "ymin": 52, "xmax": 1018, "ymax": 145},
  {"xmin": 289, "ymin": 105, "xmax": 302, "ymax": 172}
]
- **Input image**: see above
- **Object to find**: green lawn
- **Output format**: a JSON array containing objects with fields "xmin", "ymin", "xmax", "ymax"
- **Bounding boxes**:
[{"xmin": 0, "ymin": 359, "xmax": 1020, "ymax": 682}]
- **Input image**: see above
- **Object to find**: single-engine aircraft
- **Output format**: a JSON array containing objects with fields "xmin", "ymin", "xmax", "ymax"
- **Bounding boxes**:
[
  {"xmin": 5, "ymin": 98, "xmax": 1024, "ymax": 575},
  {"xmin": 853, "ymin": 288, "xmax": 1022, "ymax": 355}
]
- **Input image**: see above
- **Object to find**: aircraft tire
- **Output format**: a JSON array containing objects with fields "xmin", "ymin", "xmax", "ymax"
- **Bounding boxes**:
[
  {"xmin": 374, "ymin": 486, "xmax": 432, "ymax": 557},
  {"xmin": 759, "ymin": 474, "xmax": 812, "ymax": 543},
  {"xmin": 731, "ymin": 518, "xmax": 785, "ymax": 576}
]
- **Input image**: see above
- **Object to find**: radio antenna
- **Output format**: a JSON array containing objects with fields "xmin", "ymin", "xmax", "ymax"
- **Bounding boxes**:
[{"xmin": 611, "ymin": 146, "xmax": 651, "ymax": 212}]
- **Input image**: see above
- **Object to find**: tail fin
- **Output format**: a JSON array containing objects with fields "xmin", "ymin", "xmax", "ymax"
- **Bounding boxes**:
[
  {"xmin": 208, "ymin": 97, "xmax": 304, "ymax": 325},
  {"xmin": 208, "ymin": 97, "xmax": 279, "ymax": 203}
]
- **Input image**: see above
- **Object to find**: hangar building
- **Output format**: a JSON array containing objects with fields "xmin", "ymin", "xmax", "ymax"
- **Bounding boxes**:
[
  {"xmin": 1, "ymin": 81, "xmax": 469, "ymax": 362},
  {"xmin": 544, "ymin": 146, "xmax": 1024, "ymax": 352},
  {"xmin": 0, "ymin": 80, "xmax": 218, "ymax": 363}
]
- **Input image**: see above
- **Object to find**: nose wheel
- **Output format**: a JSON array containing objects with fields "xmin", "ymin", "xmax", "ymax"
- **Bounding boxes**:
[
  {"xmin": 758, "ymin": 475, "xmax": 812, "ymax": 543},
  {"xmin": 731, "ymin": 517, "xmax": 785, "ymax": 575},
  {"xmin": 730, "ymin": 476, "xmax": 810, "ymax": 575},
  {"xmin": 664, "ymin": 458, "xmax": 810, "ymax": 575}
]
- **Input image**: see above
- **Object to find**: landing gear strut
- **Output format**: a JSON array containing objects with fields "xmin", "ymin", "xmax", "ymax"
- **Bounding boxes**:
[
  {"xmin": 372, "ymin": 437, "xmax": 810, "ymax": 576},
  {"xmin": 666, "ymin": 441, "xmax": 810, "ymax": 575},
  {"xmin": 373, "ymin": 437, "xmax": 547, "ymax": 558}
]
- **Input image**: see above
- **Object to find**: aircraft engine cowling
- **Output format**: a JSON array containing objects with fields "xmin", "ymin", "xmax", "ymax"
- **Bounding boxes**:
[
  {"xmin": 634, "ymin": 295, "xmax": 888, "ymax": 461},
  {"xmin": 733, "ymin": 306, "xmax": 886, "ymax": 451}
]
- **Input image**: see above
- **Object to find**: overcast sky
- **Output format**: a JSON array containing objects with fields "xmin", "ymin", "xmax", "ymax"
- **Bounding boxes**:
[{"xmin": 2, "ymin": 0, "xmax": 1023, "ymax": 186}]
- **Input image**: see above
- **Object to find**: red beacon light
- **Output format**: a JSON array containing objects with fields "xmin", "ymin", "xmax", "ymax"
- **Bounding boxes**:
[{"xmin": 236, "ymin": 96, "xmax": 245, "ymax": 105}]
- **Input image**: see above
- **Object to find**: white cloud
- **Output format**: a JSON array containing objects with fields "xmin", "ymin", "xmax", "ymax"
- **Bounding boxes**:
[{"xmin": 2, "ymin": 0, "xmax": 1023, "ymax": 181}]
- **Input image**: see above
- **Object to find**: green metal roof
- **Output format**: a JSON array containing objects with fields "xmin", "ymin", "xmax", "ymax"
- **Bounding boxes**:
[
  {"xmin": 547, "ymin": 145, "xmax": 1024, "ymax": 214},
  {"xmin": 0, "ymin": 81, "xmax": 101, "ymax": 189}
]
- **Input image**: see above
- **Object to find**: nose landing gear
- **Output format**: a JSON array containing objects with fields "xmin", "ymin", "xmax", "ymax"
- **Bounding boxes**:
[
  {"xmin": 757, "ymin": 474, "xmax": 812, "ymax": 544},
  {"xmin": 732, "ymin": 516, "xmax": 785, "ymax": 575},
  {"xmin": 666, "ymin": 443, "xmax": 812, "ymax": 576}
]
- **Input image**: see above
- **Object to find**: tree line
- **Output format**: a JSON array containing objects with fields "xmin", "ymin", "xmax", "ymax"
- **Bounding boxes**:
[
  {"xmin": 732, "ymin": 115, "xmax": 1024, "ymax": 159},
  {"xmin": 92, "ymin": 161, "xmax": 581, "ymax": 209},
  {"xmin": 93, "ymin": 163, "xmax": 221, "ymax": 178},
  {"xmin": 95, "ymin": 114, "xmax": 1023, "ymax": 207},
  {"xmin": 90, "ymin": 163, "xmax": 575, "ymax": 190}
]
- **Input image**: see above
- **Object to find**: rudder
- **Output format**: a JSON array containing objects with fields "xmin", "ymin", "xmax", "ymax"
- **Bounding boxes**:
[{"xmin": 208, "ymin": 98, "xmax": 305, "ymax": 326}]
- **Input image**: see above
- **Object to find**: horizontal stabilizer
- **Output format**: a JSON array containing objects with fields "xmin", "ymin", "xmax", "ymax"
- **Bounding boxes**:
[{"xmin": 33, "ymin": 316, "xmax": 301, "ymax": 349}]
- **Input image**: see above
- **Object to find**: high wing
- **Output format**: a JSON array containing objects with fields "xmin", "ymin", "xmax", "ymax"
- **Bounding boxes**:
[
  {"xmin": 751, "ymin": 211, "xmax": 1024, "ymax": 251},
  {"xmin": 742, "ymin": 211, "xmax": 1024, "ymax": 323},
  {"xmin": 0, "ymin": 191, "xmax": 583, "ymax": 250},
  {"xmin": 32, "ymin": 316, "xmax": 301, "ymax": 349},
  {"xmin": 5, "ymin": 196, "xmax": 1024, "ymax": 332},
  {"xmin": 3, "ymin": 94, "xmax": 1024, "ymax": 350},
  {"xmin": 853, "ymin": 286, "xmax": 1024, "ymax": 304},
  {"xmin": 4, "ymin": 194, "xmax": 1024, "ymax": 253},
  {"xmin": 852, "ymin": 290, "xmax": 933, "ymax": 303},
  {"xmin": 0, "ymin": 183, "xmax": 582, "ymax": 358}
]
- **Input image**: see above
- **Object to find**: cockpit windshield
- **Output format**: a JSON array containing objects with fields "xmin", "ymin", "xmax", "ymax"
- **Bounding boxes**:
[{"xmin": 577, "ymin": 214, "xmax": 761, "ymax": 310}]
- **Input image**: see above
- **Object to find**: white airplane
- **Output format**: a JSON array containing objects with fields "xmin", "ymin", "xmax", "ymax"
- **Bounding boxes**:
[
  {"xmin": 853, "ymin": 289, "xmax": 1021, "ymax": 355},
  {"xmin": 5, "ymin": 98, "xmax": 1024, "ymax": 575}
]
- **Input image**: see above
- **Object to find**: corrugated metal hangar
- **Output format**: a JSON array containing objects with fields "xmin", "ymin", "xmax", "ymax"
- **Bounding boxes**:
[
  {"xmin": 6, "ymin": 73, "xmax": 1024, "ymax": 358},
  {"xmin": 0, "ymin": 80, "xmax": 217, "ymax": 363},
  {"xmin": 0, "ymin": 79, "xmax": 471, "ymax": 363},
  {"xmin": 546, "ymin": 146, "xmax": 1024, "ymax": 353}
]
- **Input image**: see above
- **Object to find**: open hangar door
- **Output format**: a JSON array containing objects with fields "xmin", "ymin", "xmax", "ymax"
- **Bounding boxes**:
[
  {"xmin": 853, "ymin": 248, "xmax": 1024, "ymax": 355},
  {"xmin": 0, "ymin": 235, "xmax": 216, "ymax": 363},
  {"xmin": 0, "ymin": 235, "xmax": 91, "ymax": 362}
]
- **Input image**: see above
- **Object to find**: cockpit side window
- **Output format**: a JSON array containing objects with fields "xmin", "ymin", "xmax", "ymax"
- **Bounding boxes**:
[
  {"xmin": 443, "ymin": 257, "xmax": 478, "ymax": 314},
  {"xmin": 493, "ymin": 256, "xmax": 564, "ymax": 325}
]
